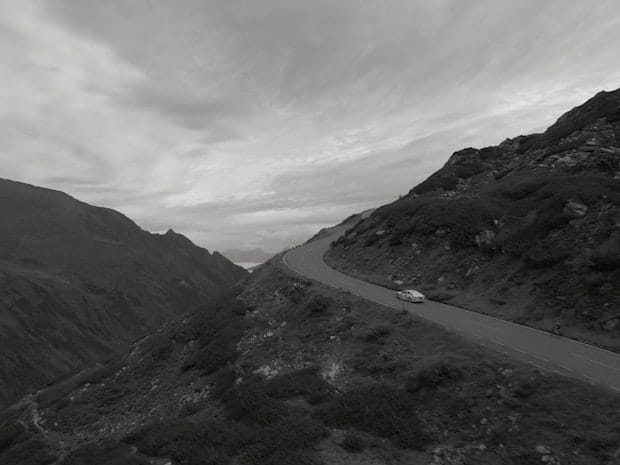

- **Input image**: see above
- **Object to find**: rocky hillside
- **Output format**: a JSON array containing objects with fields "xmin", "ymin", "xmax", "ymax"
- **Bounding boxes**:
[
  {"xmin": 1, "ymin": 257, "xmax": 620, "ymax": 464},
  {"xmin": 0, "ymin": 179, "xmax": 247, "ymax": 408},
  {"xmin": 326, "ymin": 88, "xmax": 620, "ymax": 350}
]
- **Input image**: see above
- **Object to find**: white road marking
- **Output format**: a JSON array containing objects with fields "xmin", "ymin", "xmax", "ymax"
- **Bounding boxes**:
[
  {"xmin": 512, "ymin": 347, "xmax": 527, "ymax": 354},
  {"xmin": 533, "ymin": 355, "xmax": 549, "ymax": 363},
  {"xmin": 583, "ymin": 374, "xmax": 599, "ymax": 384},
  {"xmin": 557, "ymin": 363, "xmax": 574, "ymax": 373},
  {"xmin": 571, "ymin": 353, "xmax": 620, "ymax": 372}
]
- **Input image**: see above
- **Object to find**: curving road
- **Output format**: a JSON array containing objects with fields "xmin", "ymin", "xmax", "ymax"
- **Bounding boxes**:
[{"xmin": 283, "ymin": 225, "xmax": 620, "ymax": 393}]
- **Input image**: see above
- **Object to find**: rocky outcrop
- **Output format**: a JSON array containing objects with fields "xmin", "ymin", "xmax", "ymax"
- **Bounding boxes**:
[
  {"xmin": 327, "ymin": 87, "xmax": 620, "ymax": 349},
  {"xmin": 563, "ymin": 200, "xmax": 588, "ymax": 218},
  {"xmin": 474, "ymin": 230, "xmax": 495, "ymax": 248}
]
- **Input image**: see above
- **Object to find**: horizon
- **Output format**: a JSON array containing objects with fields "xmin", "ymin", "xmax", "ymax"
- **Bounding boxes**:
[{"xmin": 2, "ymin": 0, "xmax": 620, "ymax": 252}]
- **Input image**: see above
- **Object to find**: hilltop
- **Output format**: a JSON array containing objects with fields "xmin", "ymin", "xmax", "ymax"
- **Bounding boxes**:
[
  {"xmin": 0, "ymin": 179, "xmax": 247, "ymax": 408},
  {"xmin": 326, "ymin": 88, "xmax": 620, "ymax": 350}
]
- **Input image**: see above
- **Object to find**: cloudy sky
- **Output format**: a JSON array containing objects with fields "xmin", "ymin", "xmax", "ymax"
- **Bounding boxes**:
[{"xmin": 2, "ymin": 0, "xmax": 619, "ymax": 253}]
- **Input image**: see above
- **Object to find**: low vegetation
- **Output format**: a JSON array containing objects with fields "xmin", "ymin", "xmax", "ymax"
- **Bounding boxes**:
[{"xmin": 2, "ymin": 258, "xmax": 619, "ymax": 464}]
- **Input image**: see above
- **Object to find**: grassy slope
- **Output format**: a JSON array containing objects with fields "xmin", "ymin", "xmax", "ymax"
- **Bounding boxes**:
[
  {"xmin": 2, "ymin": 258, "xmax": 619, "ymax": 464},
  {"xmin": 0, "ymin": 179, "xmax": 247, "ymax": 408},
  {"xmin": 326, "ymin": 88, "xmax": 620, "ymax": 351}
]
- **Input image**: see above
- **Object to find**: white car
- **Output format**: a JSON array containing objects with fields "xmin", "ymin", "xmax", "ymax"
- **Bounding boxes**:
[{"xmin": 396, "ymin": 289, "xmax": 425, "ymax": 303}]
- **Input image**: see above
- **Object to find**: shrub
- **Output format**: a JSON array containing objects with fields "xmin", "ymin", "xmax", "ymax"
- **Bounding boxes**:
[
  {"xmin": 404, "ymin": 361, "xmax": 463, "ymax": 393},
  {"xmin": 453, "ymin": 161, "xmax": 487, "ymax": 178},
  {"xmin": 0, "ymin": 438, "xmax": 56, "ymax": 465},
  {"xmin": 304, "ymin": 295, "xmax": 331, "ymax": 314},
  {"xmin": 511, "ymin": 378, "xmax": 542, "ymax": 399},
  {"xmin": 341, "ymin": 433, "xmax": 365, "ymax": 452},
  {"xmin": 361, "ymin": 325, "xmax": 391, "ymax": 343},
  {"xmin": 497, "ymin": 178, "xmax": 547, "ymax": 201},
  {"xmin": 439, "ymin": 174, "xmax": 459, "ymax": 190},
  {"xmin": 515, "ymin": 133, "xmax": 542, "ymax": 154},
  {"xmin": 522, "ymin": 244, "xmax": 571, "ymax": 269},
  {"xmin": 139, "ymin": 333, "xmax": 174, "ymax": 363},
  {"xmin": 222, "ymin": 382, "xmax": 287, "ymax": 425},
  {"xmin": 82, "ymin": 363, "xmax": 122, "ymax": 386},
  {"xmin": 0, "ymin": 421, "xmax": 27, "ymax": 452},
  {"xmin": 590, "ymin": 235, "xmax": 620, "ymax": 271},
  {"xmin": 264, "ymin": 367, "xmax": 334, "ymax": 403},
  {"xmin": 545, "ymin": 135, "xmax": 588, "ymax": 156},
  {"xmin": 36, "ymin": 361, "xmax": 124, "ymax": 409},
  {"xmin": 125, "ymin": 419, "xmax": 251, "ymax": 465},
  {"xmin": 478, "ymin": 146, "xmax": 503, "ymax": 160},
  {"xmin": 182, "ymin": 341, "xmax": 238, "ymax": 375},
  {"xmin": 316, "ymin": 384, "xmax": 432, "ymax": 449},
  {"xmin": 240, "ymin": 416, "xmax": 327, "ymax": 465},
  {"xmin": 126, "ymin": 383, "xmax": 328, "ymax": 465},
  {"xmin": 406, "ymin": 198, "xmax": 502, "ymax": 248},
  {"xmin": 210, "ymin": 367, "xmax": 238, "ymax": 399},
  {"xmin": 494, "ymin": 167, "xmax": 513, "ymax": 180},
  {"xmin": 364, "ymin": 233, "xmax": 380, "ymax": 247},
  {"xmin": 62, "ymin": 441, "xmax": 148, "ymax": 465},
  {"xmin": 181, "ymin": 300, "xmax": 247, "ymax": 374},
  {"xmin": 411, "ymin": 170, "xmax": 460, "ymax": 194}
]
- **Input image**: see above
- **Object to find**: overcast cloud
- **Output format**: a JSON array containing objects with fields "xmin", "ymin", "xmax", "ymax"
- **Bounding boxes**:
[{"xmin": 1, "ymin": 0, "xmax": 619, "ymax": 253}]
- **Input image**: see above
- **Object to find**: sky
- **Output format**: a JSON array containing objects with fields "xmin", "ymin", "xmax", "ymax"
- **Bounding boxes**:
[{"xmin": 1, "ymin": 0, "xmax": 620, "ymax": 254}]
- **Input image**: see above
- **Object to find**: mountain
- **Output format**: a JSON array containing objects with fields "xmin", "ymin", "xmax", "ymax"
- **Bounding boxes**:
[
  {"xmin": 0, "ymin": 179, "xmax": 247, "ymax": 408},
  {"xmin": 325, "ymin": 87, "xmax": 620, "ymax": 350},
  {"xmin": 1, "ymin": 254, "xmax": 618, "ymax": 465},
  {"xmin": 221, "ymin": 248, "xmax": 275, "ymax": 265}
]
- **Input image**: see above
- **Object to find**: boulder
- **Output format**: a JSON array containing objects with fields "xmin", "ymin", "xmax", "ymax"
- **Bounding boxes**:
[
  {"xmin": 563, "ymin": 200, "xmax": 588, "ymax": 218},
  {"xmin": 555, "ymin": 151, "xmax": 589, "ymax": 166},
  {"xmin": 465, "ymin": 265, "xmax": 479, "ymax": 278},
  {"xmin": 600, "ymin": 146, "xmax": 620, "ymax": 155},
  {"xmin": 555, "ymin": 155, "xmax": 580, "ymax": 167},
  {"xmin": 475, "ymin": 230, "xmax": 496, "ymax": 247}
]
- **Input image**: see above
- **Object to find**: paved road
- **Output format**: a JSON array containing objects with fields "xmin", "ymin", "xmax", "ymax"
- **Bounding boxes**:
[{"xmin": 283, "ymin": 225, "xmax": 620, "ymax": 393}]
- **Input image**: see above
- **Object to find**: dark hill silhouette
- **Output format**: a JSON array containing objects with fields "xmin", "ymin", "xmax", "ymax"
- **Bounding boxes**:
[{"xmin": 0, "ymin": 179, "xmax": 247, "ymax": 408}]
